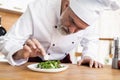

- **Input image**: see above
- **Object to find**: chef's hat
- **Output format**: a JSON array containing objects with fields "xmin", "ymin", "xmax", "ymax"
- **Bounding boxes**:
[
  {"xmin": 69, "ymin": 0, "xmax": 101, "ymax": 25},
  {"xmin": 69, "ymin": 0, "xmax": 120, "ymax": 25}
]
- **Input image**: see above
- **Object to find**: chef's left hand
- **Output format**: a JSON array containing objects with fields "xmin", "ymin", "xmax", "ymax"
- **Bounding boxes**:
[{"xmin": 77, "ymin": 56, "xmax": 103, "ymax": 68}]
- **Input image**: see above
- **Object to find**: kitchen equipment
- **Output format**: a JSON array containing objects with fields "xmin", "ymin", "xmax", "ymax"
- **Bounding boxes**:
[
  {"xmin": 112, "ymin": 37, "xmax": 119, "ymax": 69},
  {"xmin": 0, "ymin": 16, "xmax": 6, "ymax": 36}
]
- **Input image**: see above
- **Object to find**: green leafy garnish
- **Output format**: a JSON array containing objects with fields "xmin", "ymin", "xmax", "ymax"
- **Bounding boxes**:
[{"xmin": 37, "ymin": 60, "xmax": 62, "ymax": 69}]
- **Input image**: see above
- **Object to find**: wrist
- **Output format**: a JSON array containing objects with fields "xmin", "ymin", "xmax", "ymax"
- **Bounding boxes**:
[{"xmin": 12, "ymin": 49, "xmax": 23, "ymax": 60}]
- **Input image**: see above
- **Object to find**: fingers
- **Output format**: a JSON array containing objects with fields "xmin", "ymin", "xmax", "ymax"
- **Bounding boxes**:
[
  {"xmin": 25, "ymin": 39, "xmax": 36, "ymax": 49},
  {"xmin": 23, "ymin": 44, "xmax": 32, "ymax": 53},
  {"xmin": 77, "ymin": 56, "xmax": 103, "ymax": 68},
  {"xmin": 22, "ymin": 44, "xmax": 32, "ymax": 59},
  {"xmin": 24, "ymin": 38, "xmax": 46, "ymax": 57},
  {"xmin": 89, "ymin": 59, "xmax": 94, "ymax": 68},
  {"xmin": 77, "ymin": 59, "xmax": 83, "ymax": 66},
  {"xmin": 32, "ymin": 38, "xmax": 46, "ymax": 56},
  {"xmin": 93, "ymin": 61, "xmax": 104, "ymax": 68},
  {"xmin": 77, "ymin": 56, "xmax": 91, "ymax": 65},
  {"xmin": 98, "ymin": 62, "xmax": 103, "ymax": 68}
]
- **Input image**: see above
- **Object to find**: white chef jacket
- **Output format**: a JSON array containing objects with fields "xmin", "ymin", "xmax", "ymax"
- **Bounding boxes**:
[{"xmin": 0, "ymin": 0, "xmax": 119, "ymax": 66}]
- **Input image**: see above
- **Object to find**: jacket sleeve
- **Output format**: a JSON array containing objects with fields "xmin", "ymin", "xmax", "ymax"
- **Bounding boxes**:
[
  {"xmin": 80, "ymin": 22, "xmax": 99, "ymax": 61},
  {"xmin": 0, "ymin": 4, "xmax": 33, "ymax": 66}
]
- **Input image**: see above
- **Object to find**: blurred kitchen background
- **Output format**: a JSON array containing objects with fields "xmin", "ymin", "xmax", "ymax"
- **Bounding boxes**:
[{"xmin": 0, "ymin": 0, "xmax": 120, "ymax": 65}]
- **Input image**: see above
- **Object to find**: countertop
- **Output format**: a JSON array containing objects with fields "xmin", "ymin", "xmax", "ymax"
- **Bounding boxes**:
[{"xmin": 0, "ymin": 62, "xmax": 120, "ymax": 80}]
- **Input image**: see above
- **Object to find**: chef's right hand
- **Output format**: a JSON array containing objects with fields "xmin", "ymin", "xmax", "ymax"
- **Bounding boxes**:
[{"xmin": 13, "ymin": 38, "xmax": 46, "ymax": 60}]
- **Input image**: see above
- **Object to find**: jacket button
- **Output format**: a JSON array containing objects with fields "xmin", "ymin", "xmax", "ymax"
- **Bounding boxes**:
[
  {"xmin": 65, "ymin": 53, "xmax": 68, "ymax": 55},
  {"xmin": 48, "ymin": 53, "xmax": 50, "ymax": 55},
  {"xmin": 72, "ymin": 42, "xmax": 74, "ymax": 44},
  {"xmin": 52, "ymin": 44, "xmax": 55, "ymax": 46},
  {"xmin": 55, "ymin": 26, "xmax": 57, "ymax": 28}
]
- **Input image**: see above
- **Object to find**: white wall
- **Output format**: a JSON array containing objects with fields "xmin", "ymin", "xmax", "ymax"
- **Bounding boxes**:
[
  {"xmin": 98, "ymin": 10, "xmax": 120, "ymax": 65},
  {"xmin": 99, "ymin": 10, "xmax": 120, "ymax": 38}
]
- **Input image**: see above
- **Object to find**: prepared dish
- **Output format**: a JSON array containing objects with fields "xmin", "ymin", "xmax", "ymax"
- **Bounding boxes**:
[{"xmin": 37, "ymin": 60, "xmax": 63, "ymax": 69}]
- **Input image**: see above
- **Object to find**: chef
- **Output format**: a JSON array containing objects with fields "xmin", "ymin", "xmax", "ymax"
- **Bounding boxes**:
[{"xmin": 0, "ymin": 0, "xmax": 119, "ymax": 68}]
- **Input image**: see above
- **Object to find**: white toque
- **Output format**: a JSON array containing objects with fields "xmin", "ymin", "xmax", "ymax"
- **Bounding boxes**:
[{"xmin": 69, "ymin": 0, "xmax": 120, "ymax": 25}]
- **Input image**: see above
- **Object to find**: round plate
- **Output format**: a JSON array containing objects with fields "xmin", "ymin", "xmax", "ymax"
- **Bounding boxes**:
[{"xmin": 27, "ymin": 63, "xmax": 69, "ymax": 73}]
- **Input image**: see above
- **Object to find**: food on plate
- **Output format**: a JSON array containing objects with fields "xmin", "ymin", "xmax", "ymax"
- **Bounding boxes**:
[{"xmin": 37, "ymin": 60, "xmax": 63, "ymax": 69}]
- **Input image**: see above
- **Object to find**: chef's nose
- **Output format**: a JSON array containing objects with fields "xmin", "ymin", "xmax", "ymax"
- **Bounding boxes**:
[{"xmin": 68, "ymin": 25, "xmax": 77, "ymax": 33}]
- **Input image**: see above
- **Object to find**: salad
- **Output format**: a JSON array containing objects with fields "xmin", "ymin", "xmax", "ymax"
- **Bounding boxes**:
[{"xmin": 37, "ymin": 60, "xmax": 63, "ymax": 69}]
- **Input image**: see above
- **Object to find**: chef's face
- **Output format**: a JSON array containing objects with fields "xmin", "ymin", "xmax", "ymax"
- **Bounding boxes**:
[{"xmin": 59, "ymin": 7, "xmax": 88, "ymax": 35}]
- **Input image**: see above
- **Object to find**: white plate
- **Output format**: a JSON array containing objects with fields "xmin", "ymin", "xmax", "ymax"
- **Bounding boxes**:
[
  {"xmin": 27, "ymin": 63, "xmax": 69, "ymax": 73},
  {"xmin": 0, "ymin": 55, "xmax": 8, "ymax": 62}
]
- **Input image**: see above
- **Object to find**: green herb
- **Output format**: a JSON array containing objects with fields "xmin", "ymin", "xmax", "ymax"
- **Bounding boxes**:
[{"xmin": 37, "ymin": 60, "xmax": 62, "ymax": 69}]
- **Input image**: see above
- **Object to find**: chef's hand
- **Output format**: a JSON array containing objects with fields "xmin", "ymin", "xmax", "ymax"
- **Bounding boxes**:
[
  {"xmin": 77, "ymin": 56, "xmax": 103, "ymax": 68},
  {"xmin": 13, "ymin": 38, "xmax": 46, "ymax": 60}
]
